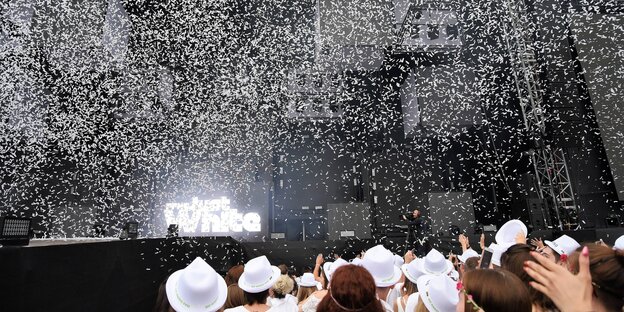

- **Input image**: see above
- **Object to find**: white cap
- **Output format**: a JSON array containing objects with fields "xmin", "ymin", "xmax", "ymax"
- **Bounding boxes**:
[{"xmin": 545, "ymin": 234, "xmax": 581, "ymax": 256}]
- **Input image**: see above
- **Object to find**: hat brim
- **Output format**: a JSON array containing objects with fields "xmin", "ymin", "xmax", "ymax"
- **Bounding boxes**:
[
  {"xmin": 239, "ymin": 266, "xmax": 281, "ymax": 293},
  {"xmin": 544, "ymin": 240, "xmax": 564, "ymax": 256},
  {"xmin": 166, "ymin": 269, "xmax": 228, "ymax": 312},
  {"xmin": 495, "ymin": 220, "xmax": 528, "ymax": 245},
  {"xmin": 417, "ymin": 275, "xmax": 456, "ymax": 312},
  {"xmin": 298, "ymin": 281, "xmax": 318, "ymax": 287},
  {"xmin": 415, "ymin": 259, "xmax": 454, "ymax": 276},
  {"xmin": 458, "ymin": 253, "xmax": 480, "ymax": 264},
  {"xmin": 374, "ymin": 265, "xmax": 402, "ymax": 287},
  {"xmin": 401, "ymin": 261, "xmax": 421, "ymax": 284}
]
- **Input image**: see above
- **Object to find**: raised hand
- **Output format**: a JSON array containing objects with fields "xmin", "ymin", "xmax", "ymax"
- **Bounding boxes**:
[
  {"xmin": 404, "ymin": 250, "xmax": 416, "ymax": 264},
  {"xmin": 479, "ymin": 233, "xmax": 486, "ymax": 251},
  {"xmin": 530, "ymin": 237, "xmax": 545, "ymax": 249},
  {"xmin": 315, "ymin": 253, "xmax": 324, "ymax": 266},
  {"xmin": 458, "ymin": 234, "xmax": 469, "ymax": 252},
  {"xmin": 524, "ymin": 246, "xmax": 594, "ymax": 312},
  {"xmin": 515, "ymin": 231, "xmax": 527, "ymax": 244}
]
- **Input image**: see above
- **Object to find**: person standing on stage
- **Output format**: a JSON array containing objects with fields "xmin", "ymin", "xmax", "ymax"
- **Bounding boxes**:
[{"xmin": 400, "ymin": 209, "xmax": 431, "ymax": 257}]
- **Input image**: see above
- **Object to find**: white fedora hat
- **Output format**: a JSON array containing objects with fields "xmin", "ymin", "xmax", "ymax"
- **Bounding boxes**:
[
  {"xmin": 165, "ymin": 257, "xmax": 227, "ymax": 312},
  {"xmin": 298, "ymin": 272, "xmax": 318, "ymax": 287},
  {"xmin": 350, "ymin": 257, "xmax": 363, "ymax": 266},
  {"xmin": 416, "ymin": 249, "xmax": 454, "ymax": 276},
  {"xmin": 457, "ymin": 249, "xmax": 480, "ymax": 264},
  {"xmin": 401, "ymin": 258, "xmax": 423, "ymax": 284},
  {"xmin": 323, "ymin": 258, "xmax": 349, "ymax": 282},
  {"xmin": 545, "ymin": 234, "xmax": 581, "ymax": 256},
  {"xmin": 495, "ymin": 219, "xmax": 528, "ymax": 245},
  {"xmin": 393, "ymin": 254, "xmax": 405, "ymax": 267},
  {"xmin": 362, "ymin": 245, "xmax": 402, "ymax": 287},
  {"xmin": 614, "ymin": 235, "xmax": 624, "ymax": 250},
  {"xmin": 417, "ymin": 274, "xmax": 459, "ymax": 312},
  {"xmin": 238, "ymin": 256, "xmax": 281, "ymax": 293}
]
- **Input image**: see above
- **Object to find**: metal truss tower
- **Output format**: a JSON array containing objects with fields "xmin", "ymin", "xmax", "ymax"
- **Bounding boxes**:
[{"xmin": 501, "ymin": 0, "xmax": 578, "ymax": 229}]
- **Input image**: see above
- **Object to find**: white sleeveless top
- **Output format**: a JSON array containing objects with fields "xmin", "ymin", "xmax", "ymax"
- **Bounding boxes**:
[
  {"xmin": 405, "ymin": 292, "xmax": 420, "ymax": 312},
  {"xmin": 301, "ymin": 295, "xmax": 322, "ymax": 312}
]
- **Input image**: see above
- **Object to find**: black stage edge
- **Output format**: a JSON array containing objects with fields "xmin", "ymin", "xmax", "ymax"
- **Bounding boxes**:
[{"xmin": 2, "ymin": 228, "xmax": 624, "ymax": 312}]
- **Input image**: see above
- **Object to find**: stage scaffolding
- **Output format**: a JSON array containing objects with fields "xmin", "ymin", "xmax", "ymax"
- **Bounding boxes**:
[{"xmin": 501, "ymin": 0, "xmax": 579, "ymax": 230}]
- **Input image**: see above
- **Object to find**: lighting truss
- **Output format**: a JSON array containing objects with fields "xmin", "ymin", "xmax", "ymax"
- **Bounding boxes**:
[{"xmin": 501, "ymin": 0, "xmax": 578, "ymax": 229}]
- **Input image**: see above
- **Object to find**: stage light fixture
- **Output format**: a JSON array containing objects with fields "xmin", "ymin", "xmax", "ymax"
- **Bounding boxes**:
[
  {"xmin": 120, "ymin": 221, "xmax": 139, "ymax": 240},
  {"xmin": 127, "ymin": 221, "xmax": 139, "ymax": 239},
  {"xmin": 0, "ymin": 217, "xmax": 32, "ymax": 246},
  {"xmin": 167, "ymin": 224, "xmax": 179, "ymax": 238}
]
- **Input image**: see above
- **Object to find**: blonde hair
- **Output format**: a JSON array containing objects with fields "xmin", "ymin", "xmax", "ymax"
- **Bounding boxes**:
[
  {"xmin": 415, "ymin": 299, "xmax": 429, "ymax": 312},
  {"xmin": 272, "ymin": 275, "xmax": 295, "ymax": 298}
]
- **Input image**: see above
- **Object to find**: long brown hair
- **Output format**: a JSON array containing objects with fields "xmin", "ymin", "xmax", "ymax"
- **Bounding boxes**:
[
  {"xmin": 316, "ymin": 265, "xmax": 384, "ymax": 312},
  {"xmin": 297, "ymin": 286, "xmax": 317, "ymax": 303},
  {"xmin": 414, "ymin": 300, "xmax": 428, "ymax": 312},
  {"xmin": 569, "ymin": 244, "xmax": 624, "ymax": 310},
  {"xmin": 402, "ymin": 278, "xmax": 418, "ymax": 296},
  {"xmin": 223, "ymin": 283, "xmax": 247, "ymax": 310},
  {"xmin": 225, "ymin": 265, "xmax": 244, "ymax": 286},
  {"xmin": 462, "ymin": 269, "xmax": 532, "ymax": 312},
  {"xmin": 153, "ymin": 276, "xmax": 173, "ymax": 312},
  {"xmin": 501, "ymin": 244, "xmax": 556, "ymax": 311}
]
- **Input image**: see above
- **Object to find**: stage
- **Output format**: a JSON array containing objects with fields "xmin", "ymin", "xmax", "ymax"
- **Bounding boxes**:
[{"xmin": 2, "ymin": 227, "xmax": 624, "ymax": 312}]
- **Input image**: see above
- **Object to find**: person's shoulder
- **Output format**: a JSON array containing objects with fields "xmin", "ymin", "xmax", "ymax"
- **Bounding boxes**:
[
  {"xmin": 224, "ymin": 306, "xmax": 246, "ymax": 312},
  {"xmin": 313, "ymin": 289, "xmax": 327, "ymax": 298}
]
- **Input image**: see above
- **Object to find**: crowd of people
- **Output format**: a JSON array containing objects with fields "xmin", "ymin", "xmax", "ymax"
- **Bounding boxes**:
[{"xmin": 154, "ymin": 220, "xmax": 624, "ymax": 312}]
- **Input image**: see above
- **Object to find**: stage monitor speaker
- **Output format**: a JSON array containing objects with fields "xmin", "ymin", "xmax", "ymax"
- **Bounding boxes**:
[
  {"xmin": 528, "ymin": 199, "xmax": 549, "ymax": 231},
  {"xmin": 327, "ymin": 203, "xmax": 371, "ymax": 240}
]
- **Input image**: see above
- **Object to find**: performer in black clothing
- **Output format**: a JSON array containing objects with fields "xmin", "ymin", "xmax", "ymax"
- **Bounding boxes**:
[{"xmin": 400, "ymin": 209, "xmax": 431, "ymax": 257}]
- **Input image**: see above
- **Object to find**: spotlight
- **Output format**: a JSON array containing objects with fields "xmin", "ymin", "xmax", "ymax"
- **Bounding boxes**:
[
  {"xmin": 0, "ymin": 217, "xmax": 32, "ymax": 246},
  {"xmin": 127, "ymin": 221, "xmax": 139, "ymax": 239},
  {"xmin": 120, "ymin": 221, "xmax": 139, "ymax": 240}
]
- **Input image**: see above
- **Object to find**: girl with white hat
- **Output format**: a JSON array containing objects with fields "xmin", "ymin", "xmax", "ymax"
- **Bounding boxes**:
[
  {"xmin": 226, "ymin": 256, "xmax": 281, "ymax": 312},
  {"xmin": 540, "ymin": 234, "xmax": 581, "ymax": 264},
  {"xmin": 414, "ymin": 274, "xmax": 458, "ymax": 312},
  {"xmin": 296, "ymin": 273, "xmax": 319, "ymax": 304}
]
